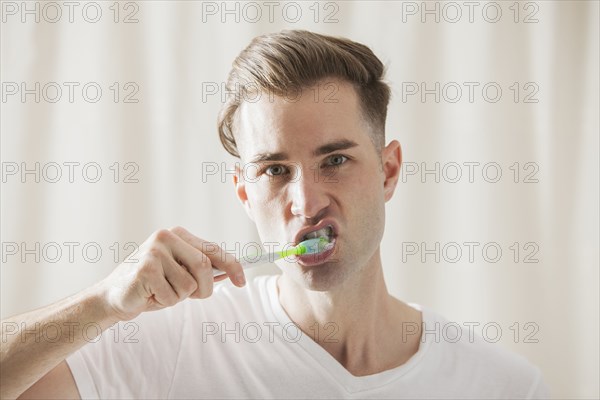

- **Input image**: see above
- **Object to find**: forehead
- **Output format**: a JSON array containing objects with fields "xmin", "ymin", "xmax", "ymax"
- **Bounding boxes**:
[{"xmin": 235, "ymin": 80, "xmax": 369, "ymax": 160}]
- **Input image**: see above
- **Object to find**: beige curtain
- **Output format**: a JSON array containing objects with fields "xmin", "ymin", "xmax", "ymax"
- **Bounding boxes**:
[{"xmin": 2, "ymin": 1, "xmax": 598, "ymax": 398}]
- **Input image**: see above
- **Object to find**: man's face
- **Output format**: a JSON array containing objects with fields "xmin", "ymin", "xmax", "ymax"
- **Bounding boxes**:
[{"xmin": 234, "ymin": 79, "xmax": 401, "ymax": 291}]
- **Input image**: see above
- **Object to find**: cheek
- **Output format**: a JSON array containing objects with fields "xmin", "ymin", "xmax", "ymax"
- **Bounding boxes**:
[
  {"xmin": 344, "ymin": 167, "xmax": 386, "ymax": 226},
  {"xmin": 343, "ymin": 165, "xmax": 385, "ymax": 201},
  {"xmin": 247, "ymin": 183, "xmax": 288, "ymax": 222},
  {"xmin": 253, "ymin": 183, "xmax": 283, "ymax": 205}
]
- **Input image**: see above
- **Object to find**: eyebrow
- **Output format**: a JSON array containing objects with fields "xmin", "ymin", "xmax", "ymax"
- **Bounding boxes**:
[{"xmin": 249, "ymin": 139, "xmax": 359, "ymax": 163}]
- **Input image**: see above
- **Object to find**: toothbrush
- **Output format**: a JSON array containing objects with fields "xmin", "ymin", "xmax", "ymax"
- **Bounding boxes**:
[{"xmin": 212, "ymin": 237, "xmax": 331, "ymax": 277}]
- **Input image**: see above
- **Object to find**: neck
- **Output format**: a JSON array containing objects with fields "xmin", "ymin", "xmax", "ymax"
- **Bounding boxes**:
[{"xmin": 277, "ymin": 249, "xmax": 422, "ymax": 376}]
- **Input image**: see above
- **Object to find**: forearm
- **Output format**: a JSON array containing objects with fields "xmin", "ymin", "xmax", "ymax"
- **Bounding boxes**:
[
  {"xmin": 1, "ymin": 226, "xmax": 244, "ymax": 399},
  {"xmin": 0, "ymin": 284, "xmax": 118, "ymax": 399}
]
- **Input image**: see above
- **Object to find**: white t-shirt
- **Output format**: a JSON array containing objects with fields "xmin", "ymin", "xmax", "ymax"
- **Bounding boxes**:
[{"xmin": 66, "ymin": 274, "xmax": 550, "ymax": 399}]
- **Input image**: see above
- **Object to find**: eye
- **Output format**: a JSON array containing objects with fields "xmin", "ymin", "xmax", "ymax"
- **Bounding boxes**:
[
  {"xmin": 265, "ymin": 164, "xmax": 288, "ymax": 176},
  {"xmin": 325, "ymin": 154, "xmax": 348, "ymax": 167}
]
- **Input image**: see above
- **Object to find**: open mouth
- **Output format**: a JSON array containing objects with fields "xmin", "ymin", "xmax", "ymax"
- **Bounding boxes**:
[
  {"xmin": 300, "ymin": 225, "xmax": 335, "ymax": 243},
  {"xmin": 295, "ymin": 224, "xmax": 338, "ymax": 266}
]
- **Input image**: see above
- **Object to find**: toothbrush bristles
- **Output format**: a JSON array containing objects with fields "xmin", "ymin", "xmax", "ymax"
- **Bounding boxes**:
[{"xmin": 300, "ymin": 237, "xmax": 331, "ymax": 255}]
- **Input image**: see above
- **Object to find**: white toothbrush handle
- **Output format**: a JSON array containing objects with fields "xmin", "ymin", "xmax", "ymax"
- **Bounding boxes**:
[{"xmin": 212, "ymin": 252, "xmax": 282, "ymax": 278}]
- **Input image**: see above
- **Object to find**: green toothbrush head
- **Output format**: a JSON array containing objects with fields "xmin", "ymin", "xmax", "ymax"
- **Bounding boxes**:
[
  {"xmin": 295, "ymin": 237, "xmax": 331, "ymax": 255},
  {"xmin": 278, "ymin": 237, "xmax": 331, "ymax": 258}
]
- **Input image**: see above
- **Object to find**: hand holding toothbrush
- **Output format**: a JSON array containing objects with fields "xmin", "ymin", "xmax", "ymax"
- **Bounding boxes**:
[{"xmin": 95, "ymin": 226, "xmax": 246, "ymax": 322}]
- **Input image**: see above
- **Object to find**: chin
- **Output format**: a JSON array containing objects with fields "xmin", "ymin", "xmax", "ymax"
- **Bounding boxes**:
[{"xmin": 290, "ymin": 261, "xmax": 351, "ymax": 292}]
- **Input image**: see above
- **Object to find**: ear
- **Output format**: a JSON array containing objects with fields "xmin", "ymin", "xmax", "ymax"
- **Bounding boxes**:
[
  {"xmin": 381, "ymin": 140, "xmax": 402, "ymax": 202},
  {"xmin": 233, "ymin": 164, "xmax": 255, "ymax": 222}
]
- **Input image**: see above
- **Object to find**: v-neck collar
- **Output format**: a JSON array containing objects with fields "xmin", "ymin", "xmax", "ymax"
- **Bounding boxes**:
[{"xmin": 261, "ymin": 275, "xmax": 433, "ymax": 394}]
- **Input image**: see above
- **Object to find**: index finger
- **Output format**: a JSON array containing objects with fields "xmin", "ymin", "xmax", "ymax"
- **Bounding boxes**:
[{"xmin": 169, "ymin": 226, "xmax": 246, "ymax": 287}]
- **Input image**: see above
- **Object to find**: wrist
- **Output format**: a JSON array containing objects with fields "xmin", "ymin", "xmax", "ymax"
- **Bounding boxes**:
[{"xmin": 81, "ymin": 282, "xmax": 123, "ymax": 329}]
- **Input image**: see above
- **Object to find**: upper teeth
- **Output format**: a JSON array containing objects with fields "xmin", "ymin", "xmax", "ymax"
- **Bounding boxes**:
[{"xmin": 303, "ymin": 225, "xmax": 333, "ymax": 241}]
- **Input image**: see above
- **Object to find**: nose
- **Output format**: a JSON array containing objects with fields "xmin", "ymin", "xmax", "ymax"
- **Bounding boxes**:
[{"xmin": 289, "ymin": 168, "xmax": 330, "ymax": 220}]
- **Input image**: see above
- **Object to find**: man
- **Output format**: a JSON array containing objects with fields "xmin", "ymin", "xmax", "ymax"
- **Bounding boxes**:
[{"xmin": 2, "ymin": 30, "xmax": 548, "ymax": 399}]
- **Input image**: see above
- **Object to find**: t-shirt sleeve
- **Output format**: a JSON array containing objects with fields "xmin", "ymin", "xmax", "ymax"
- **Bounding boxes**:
[{"xmin": 65, "ymin": 301, "xmax": 187, "ymax": 400}]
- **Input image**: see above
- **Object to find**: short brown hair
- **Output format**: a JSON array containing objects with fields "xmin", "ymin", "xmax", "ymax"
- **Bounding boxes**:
[{"xmin": 217, "ymin": 30, "xmax": 391, "ymax": 158}]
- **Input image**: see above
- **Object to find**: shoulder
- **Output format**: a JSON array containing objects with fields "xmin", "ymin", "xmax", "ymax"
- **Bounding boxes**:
[{"xmin": 413, "ymin": 305, "xmax": 549, "ymax": 398}]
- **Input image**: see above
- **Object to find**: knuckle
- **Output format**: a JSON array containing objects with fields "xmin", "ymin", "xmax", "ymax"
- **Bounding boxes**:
[
  {"xmin": 164, "ymin": 296, "xmax": 178, "ymax": 307},
  {"xmin": 137, "ymin": 253, "xmax": 167, "ymax": 281},
  {"xmin": 197, "ymin": 286, "xmax": 213, "ymax": 299},
  {"xmin": 189, "ymin": 288, "xmax": 205, "ymax": 299},
  {"xmin": 169, "ymin": 226, "xmax": 187, "ymax": 236},
  {"xmin": 201, "ymin": 241, "xmax": 220, "ymax": 257},
  {"xmin": 194, "ymin": 254, "xmax": 212, "ymax": 270},
  {"xmin": 147, "ymin": 247, "xmax": 163, "ymax": 260},
  {"xmin": 153, "ymin": 229, "xmax": 173, "ymax": 243},
  {"xmin": 136, "ymin": 264, "xmax": 155, "ymax": 283},
  {"xmin": 225, "ymin": 263, "xmax": 242, "ymax": 278},
  {"xmin": 191, "ymin": 253, "xmax": 212, "ymax": 271},
  {"xmin": 183, "ymin": 279, "xmax": 198, "ymax": 294},
  {"xmin": 231, "ymin": 261, "xmax": 243, "ymax": 274}
]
